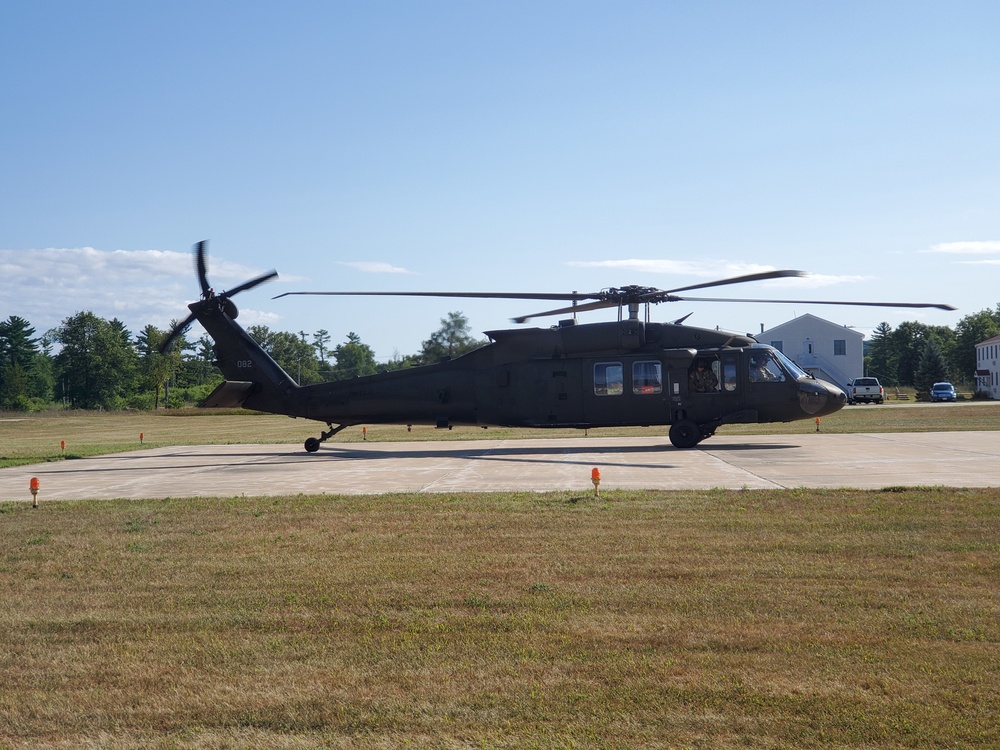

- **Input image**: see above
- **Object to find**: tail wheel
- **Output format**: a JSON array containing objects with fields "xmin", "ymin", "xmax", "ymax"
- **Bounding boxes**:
[{"xmin": 669, "ymin": 419, "xmax": 702, "ymax": 449}]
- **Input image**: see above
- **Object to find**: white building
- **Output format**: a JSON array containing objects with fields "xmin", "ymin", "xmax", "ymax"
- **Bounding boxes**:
[
  {"xmin": 759, "ymin": 313, "xmax": 864, "ymax": 390},
  {"xmin": 975, "ymin": 333, "xmax": 1000, "ymax": 399}
]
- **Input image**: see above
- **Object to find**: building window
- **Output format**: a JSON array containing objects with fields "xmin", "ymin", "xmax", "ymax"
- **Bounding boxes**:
[
  {"xmin": 834, "ymin": 339, "xmax": 846, "ymax": 356},
  {"xmin": 770, "ymin": 341, "xmax": 783, "ymax": 353}
]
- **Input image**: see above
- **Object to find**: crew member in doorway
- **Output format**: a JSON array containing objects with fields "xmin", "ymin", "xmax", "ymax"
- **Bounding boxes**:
[{"xmin": 689, "ymin": 359, "xmax": 719, "ymax": 392}]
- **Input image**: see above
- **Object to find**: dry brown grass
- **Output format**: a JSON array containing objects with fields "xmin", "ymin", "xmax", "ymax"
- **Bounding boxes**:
[{"xmin": 2, "ymin": 488, "xmax": 998, "ymax": 748}]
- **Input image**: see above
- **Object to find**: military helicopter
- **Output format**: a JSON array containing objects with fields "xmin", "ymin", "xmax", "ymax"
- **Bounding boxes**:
[{"xmin": 162, "ymin": 242, "xmax": 955, "ymax": 451}]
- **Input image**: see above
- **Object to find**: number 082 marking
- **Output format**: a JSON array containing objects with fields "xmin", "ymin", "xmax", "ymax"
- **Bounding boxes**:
[{"xmin": 236, "ymin": 360, "xmax": 254, "ymax": 369}]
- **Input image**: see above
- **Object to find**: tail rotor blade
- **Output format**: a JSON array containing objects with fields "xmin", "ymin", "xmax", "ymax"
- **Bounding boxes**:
[
  {"xmin": 195, "ymin": 241, "xmax": 211, "ymax": 297},
  {"xmin": 159, "ymin": 312, "xmax": 197, "ymax": 353},
  {"xmin": 224, "ymin": 269, "xmax": 279, "ymax": 298}
]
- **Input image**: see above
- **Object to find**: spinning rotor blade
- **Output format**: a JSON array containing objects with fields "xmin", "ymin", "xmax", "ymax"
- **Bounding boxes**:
[
  {"xmin": 224, "ymin": 269, "xmax": 279, "ymax": 298},
  {"xmin": 507, "ymin": 270, "xmax": 808, "ymax": 322},
  {"xmin": 196, "ymin": 240, "xmax": 210, "ymax": 297},
  {"xmin": 671, "ymin": 296, "xmax": 957, "ymax": 311},
  {"xmin": 274, "ymin": 268, "xmax": 954, "ymax": 322},
  {"xmin": 660, "ymin": 269, "xmax": 807, "ymax": 296},
  {"xmin": 513, "ymin": 299, "xmax": 619, "ymax": 324},
  {"xmin": 159, "ymin": 241, "xmax": 279, "ymax": 354},
  {"xmin": 274, "ymin": 290, "xmax": 587, "ymax": 301},
  {"xmin": 159, "ymin": 312, "xmax": 197, "ymax": 353}
]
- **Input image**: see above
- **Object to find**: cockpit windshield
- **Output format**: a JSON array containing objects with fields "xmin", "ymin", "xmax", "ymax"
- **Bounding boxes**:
[
  {"xmin": 748, "ymin": 345, "xmax": 810, "ymax": 381},
  {"xmin": 772, "ymin": 349, "xmax": 810, "ymax": 379}
]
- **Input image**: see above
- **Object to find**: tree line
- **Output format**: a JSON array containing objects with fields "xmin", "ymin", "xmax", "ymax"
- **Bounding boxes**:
[
  {"xmin": 865, "ymin": 306, "xmax": 1000, "ymax": 394},
  {"xmin": 2, "ymin": 306, "xmax": 999, "ymax": 412},
  {"xmin": 0, "ymin": 311, "xmax": 484, "ymax": 412}
]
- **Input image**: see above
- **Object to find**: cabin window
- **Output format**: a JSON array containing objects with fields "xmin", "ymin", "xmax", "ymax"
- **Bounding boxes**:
[
  {"xmin": 632, "ymin": 361, "xmax": 662, "ymax": 395},
  {"xmin": 834, "ymin": 339, "xmax": 846, "ymax": 356},
  {"xmin": 594, "ymin": 362, "xmax": 623, "ymax": 396},
  {"xmin": 723, "ymin": 355, "xmax": 738, "ymax": 392}
]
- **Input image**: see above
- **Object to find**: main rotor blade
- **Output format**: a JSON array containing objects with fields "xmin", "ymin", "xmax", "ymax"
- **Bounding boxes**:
[
  {"xmin": 273, "ymin": 290, "xmax": 590, "ymax": 301},
  {"xmin": 195, "ymin": 240, "xmax": 210, "ymax": 297},
  {"xmin": 662, "ymin": 269, "xmax": 806, "ymax": 296},
  {"xmin": 224, "ymin": 269, "xmax": 278, "ymax": 298},
  {"xmin": 672, "ymin": 296, "xmax": 957, "ymax": 311},
  {"xmin": 513, "ymin": 299, "xmax": 619, "ymax": 324},
  {"xmin": 273, "ymin": 270, "xmax": 808, "ymax": 304}
]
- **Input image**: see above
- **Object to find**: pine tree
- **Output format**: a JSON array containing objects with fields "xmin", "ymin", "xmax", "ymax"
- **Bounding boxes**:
[{"xmin": 914, "ymin": 339, "xmax": 949, "ymax": 397}]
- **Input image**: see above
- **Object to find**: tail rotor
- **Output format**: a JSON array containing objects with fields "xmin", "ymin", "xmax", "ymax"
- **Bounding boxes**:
[{"xmin": 159, "ymin": 240, "xmax": 277, "ymax": 353}]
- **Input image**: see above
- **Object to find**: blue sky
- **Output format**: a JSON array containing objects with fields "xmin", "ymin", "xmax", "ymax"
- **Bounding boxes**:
[{"xmin": 2, "ymin": 2, "xmax": 998, "ymax": 360}]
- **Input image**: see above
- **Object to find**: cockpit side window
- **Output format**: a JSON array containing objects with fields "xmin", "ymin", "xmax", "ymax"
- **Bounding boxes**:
[{"xmin": 748, "ymin": 350, "xmax": 786, "ymax": 383}]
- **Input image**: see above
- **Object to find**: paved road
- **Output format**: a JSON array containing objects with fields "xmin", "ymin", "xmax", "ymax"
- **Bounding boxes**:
[{"xmin": 2, "ymin": 431, "xmax": 998, "ymax": 502}]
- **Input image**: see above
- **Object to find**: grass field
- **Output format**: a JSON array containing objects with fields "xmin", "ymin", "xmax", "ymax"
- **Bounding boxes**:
[
  {"xmin": 1, "ymin": 408, "xmax": 998, "ymax": 747},
  {"xmin": 2, "ymin": 489, "xmax": 998, "ymax": 748}
]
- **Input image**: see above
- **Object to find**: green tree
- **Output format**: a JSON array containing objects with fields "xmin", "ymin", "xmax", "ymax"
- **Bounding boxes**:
[
  {"xmin": 953, "ymin": 308, "xmax": 1000, "ymax": 379},
  {"xmin": 184, "ymin": 335, "xmax": 219, "ymax": 386},
  {"xmin": 914, "ymin": 339, "xmax": 949, "ymax": 397},
  {"xmin": 313, "ymin": 329, "xmax": 331, "ymax": 363},
  {"xmin": 0, "ymin": 315, "xmax": 50, "ymax": 409},
  {"xmin": 418, "ymin": 311, "xmax": 485, "ymax": 364},
  {"xmin": 865, "ymin": 322, "xmax": 895, "ymax": 383},
  {"xmin": 54, "ymin": 312, "xmax": 138, "ymax": 409},
  {"xmin": 135, "ymin": 325, "xmax": 174, "ymax": 409},
  {"xmin": 886, "ymin": 321, "xmax": 933, "ymax": 386},
  {"xmin": 333, "ymin": 332, "xmax": 377, "ymax": 379}
]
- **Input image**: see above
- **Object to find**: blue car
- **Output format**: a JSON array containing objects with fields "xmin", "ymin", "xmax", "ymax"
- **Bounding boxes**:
[{"xmin": 930, "ymin": 382, "xmax": 957, "ymax": 402}]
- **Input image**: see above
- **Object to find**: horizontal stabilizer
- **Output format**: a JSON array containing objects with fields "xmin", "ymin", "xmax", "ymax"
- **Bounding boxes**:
[{"xmin": 203, "ymin": 380, "xmax": 255, "ymax": 409}]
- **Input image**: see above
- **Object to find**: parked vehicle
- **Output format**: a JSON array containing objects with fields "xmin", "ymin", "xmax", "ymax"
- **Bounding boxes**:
[
  {"xmin": 846, "ymin": 377, "xmax": 884, "ymax": 404},
  {"xmin": 930, "ymin": 382, "xmax": 957, "ymax": 402}
]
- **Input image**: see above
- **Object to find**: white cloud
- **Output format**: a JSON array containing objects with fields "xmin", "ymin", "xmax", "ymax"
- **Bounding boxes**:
[
  {"xmin": 338, "ymin": 261, "xmax": 417, "ymax": 274},
  {"xmin": 924, "ymin": 241, "xmax": 1000, "ymax": 255},
  {"xmin": 0, "ymin": 247, "xmax": 281, "ymax": 335}
]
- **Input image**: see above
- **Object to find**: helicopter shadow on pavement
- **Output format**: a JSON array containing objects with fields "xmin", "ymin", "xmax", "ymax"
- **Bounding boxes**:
[
  {"xmin": 24, "ymin": 449, "xmax": 322, "ymax": 478},
  {"xmin": 25, "ymin": 441, "xmax": 799, "ymax": 483},
  {"xmin": 695, "ymin": 442, "xmax": 800, "ymax": 452},
  {"xmin": 318, "ymin": 440, "xmax": 798, "ymax": 469},
  {"xmin": 320, "ymin": 443, "xmax": 678, "ymax": 471}
]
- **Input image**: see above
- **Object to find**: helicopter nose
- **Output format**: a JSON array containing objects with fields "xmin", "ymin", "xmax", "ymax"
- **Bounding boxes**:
[{"xmin": 797, "ymin": 379, "xmax": 846, "ymax": 416}]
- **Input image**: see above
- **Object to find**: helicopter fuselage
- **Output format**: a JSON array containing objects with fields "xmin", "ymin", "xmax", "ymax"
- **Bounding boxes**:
[{"xmin": 199, "ymin": 306, "xmax": 846, "ymax": 450}]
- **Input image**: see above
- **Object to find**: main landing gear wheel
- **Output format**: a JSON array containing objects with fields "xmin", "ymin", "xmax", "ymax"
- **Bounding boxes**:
[
  {"xmin": 305, "ymin": 437, "xmax": 321, "ymax": 453},
  {"xmin": 669, "ymin": 419, "xmax": 702, "ymax": 449}
]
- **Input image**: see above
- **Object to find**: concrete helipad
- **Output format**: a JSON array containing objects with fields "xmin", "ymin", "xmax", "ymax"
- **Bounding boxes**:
[{"xmin": 2, "ymin": 431, "xmax": 999, "ymax": 502}]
